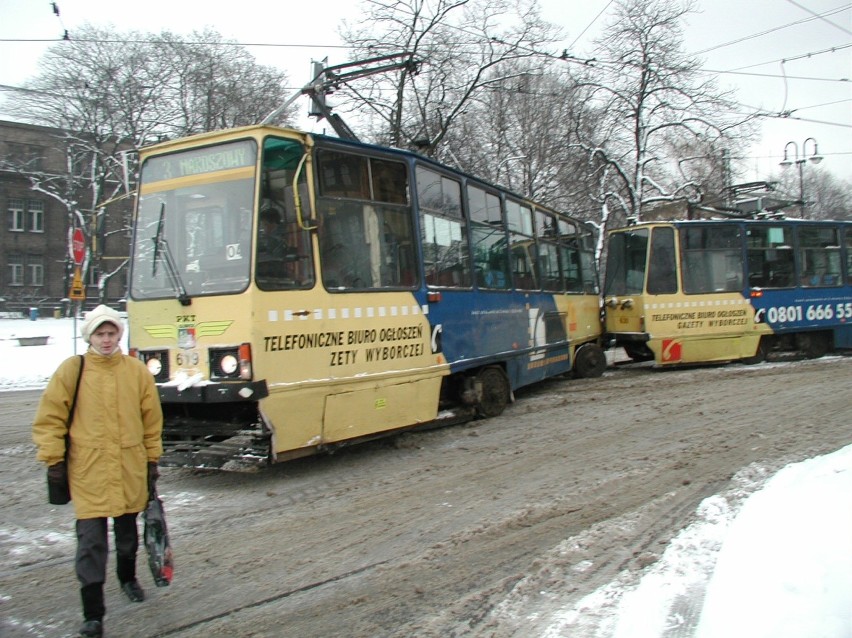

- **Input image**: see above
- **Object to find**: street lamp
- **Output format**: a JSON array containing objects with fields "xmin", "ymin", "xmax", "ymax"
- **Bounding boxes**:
[{"xmin": 779, "ymin": 137, "xmax": 823, "ymax": 218}]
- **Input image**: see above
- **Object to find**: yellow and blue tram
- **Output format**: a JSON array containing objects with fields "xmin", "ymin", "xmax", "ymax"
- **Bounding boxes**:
[
  {"xmin": 127, "ymin": 125, "xmax": 604, "ymax": 467},
  {"xmin": 603, "ymin": 219, "xmax": 852, "ymax": 365}
]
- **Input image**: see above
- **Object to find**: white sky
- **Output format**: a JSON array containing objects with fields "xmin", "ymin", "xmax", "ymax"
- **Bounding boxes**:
[{"xmin": 0, "ymin": 0, "xmax": 849, "ymax": 181}]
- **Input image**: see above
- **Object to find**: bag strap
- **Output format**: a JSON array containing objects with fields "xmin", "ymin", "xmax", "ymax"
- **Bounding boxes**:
[{"xmin": 66, "ymin": 355, "xmax": 85, "ymax": 429}]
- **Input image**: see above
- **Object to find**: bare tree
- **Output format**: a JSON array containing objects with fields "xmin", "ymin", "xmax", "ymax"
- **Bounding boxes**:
[
  {"xmin": 445, "ymin": 62, "xmax": 600, "ymax": 218},
  {"xmin": 571, "ymin": 0, "xmax": 757, "ymax": 226},
  {"xmin": 3, "ymin": 25, "xmax": 294, "ymax": 302},
  {"xmin": 770, "ymin": 167, "xmax": 852, "ymax": 220},
  {"xmin": 6, "ymin": 25, "xmax": 293, "ymax": 144},
  {"xmin": 339, "ymin": 0, "xmax": 561, "ymax": 159},
  {"xmin": 0, "ymin": 130, "xmax": 132, "ymax": 304}
]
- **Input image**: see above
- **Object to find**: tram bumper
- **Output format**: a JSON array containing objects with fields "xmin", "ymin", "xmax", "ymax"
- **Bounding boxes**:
[
  {"xmin": 159, "ymin": 379, "xmax": 269, "ymax": 403},
  {"xmin": 157, "ymin": 380, "xmax": 272, "ymax": 470}
]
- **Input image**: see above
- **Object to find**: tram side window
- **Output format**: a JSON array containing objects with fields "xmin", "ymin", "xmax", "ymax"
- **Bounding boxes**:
[
  {"xmin": 556, "ymin": 218, "xmax": 584, "ymax": 293},
  {"xmin": 746, "ymin": 226, "xmax": 794, "ymax": 288},
  {"xmin": 256, "ymin": 137, "xmax": 316, "ymax": 290},
  {"xmin": 645, "ymin": 227, "xmax": 677, "ymax": 294},
  {"xmin": 316, "ymin": 150, "xmax": 417, "ymax": 290},
  {"xmin": 417, "ymin": 166, "xmax": 471, "ymax": 288},
  {"xmin": 506, "ymin": 200, "xmax": 537, "ymax": 290},
  {"xmin": 577, "ymin": 224, "xmax": 599, "ymax": 294},
  {"xmin": 468, "ymin": 185, "xmax": 510, "ymax": 290},
  {"xmin": 603, "ymin": 229, "xmax": 649, "ymax": 296},
  {"xmin": 846, "ymin": 229, "xmax": 852, "ymax": 283},
  {"xmin": 680, "ymin": 225, "xmax": 743, "ymax": 294},
  {"xmin": 534, "ymin": 210, "xmax": 560, "ymax": 291},
  {"xmin": 579, "ymin": 247, "xmax": 599, "ymax": 294},
  {"xmin": 539, "ymin": 241, "xmax": 562, "ymax": 291},
  {"xmin": 797, "ymin": 226, "xmax": 841, "ymax": 287}
]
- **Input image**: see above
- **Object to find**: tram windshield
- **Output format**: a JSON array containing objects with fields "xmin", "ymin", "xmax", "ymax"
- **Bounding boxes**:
[
  {"xmin": 131, "ymin": 139, "xmax": 258, "ymax": 300},
  {"xmin": 603, "ymin": 228, "xmax": 649, "ymax": 295}
]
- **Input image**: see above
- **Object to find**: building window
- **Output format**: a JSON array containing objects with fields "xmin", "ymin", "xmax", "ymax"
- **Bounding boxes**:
[
  {"xmin": 28, "ymin": 259, "xmax": 44, "ymax": 286},
  {"xmin": 8, "ymin": 198, "xmax": 25, "ymax": 232},
  {"xmin": 29, "ymin": 201, "xmax": 44, "ymax": 233},
  {"xmin": 9, "ymin": 256, "xmax": 24, "ymax": 286},
  {"xmin": 6, "ymin": 198, "xmax": 44, "ymax": 232}
]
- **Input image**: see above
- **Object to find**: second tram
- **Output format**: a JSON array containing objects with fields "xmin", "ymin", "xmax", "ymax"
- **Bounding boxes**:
[
  {"xmin": 603, "ymin": 219, "xmax": 852, "ymax": 365},
  {"xmin": 127, "ymin": 125, "xmax": 604, "ymax": 468}
]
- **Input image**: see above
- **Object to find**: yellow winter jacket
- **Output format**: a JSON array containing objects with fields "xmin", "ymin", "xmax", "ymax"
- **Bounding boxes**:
[{"xmin": 32, "ymin": 349, "xmax": 164, "ymax": 519}]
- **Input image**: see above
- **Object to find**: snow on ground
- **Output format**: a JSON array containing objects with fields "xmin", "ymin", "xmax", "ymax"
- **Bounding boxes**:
[
  {"xmin": 547, "ymin": 446, "xmax": 852, "ymax": 638},
  {"xmin": 0, "ymin": 315, "xmax": 127, "ymax": 391},
  {"xmin": 2, "ymin": 316, "xmax": 851, "ymax": 637}
]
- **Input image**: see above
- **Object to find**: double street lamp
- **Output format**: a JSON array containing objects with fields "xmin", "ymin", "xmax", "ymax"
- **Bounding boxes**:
[{"xmin": 780, "ymin": 137, "xmax": 822, "ymax": 218}]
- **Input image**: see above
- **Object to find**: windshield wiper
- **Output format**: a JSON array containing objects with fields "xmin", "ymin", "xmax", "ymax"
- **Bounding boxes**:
[{"xmin": 151, "ymin": 202, "xmax": 192, "ymax": 306}]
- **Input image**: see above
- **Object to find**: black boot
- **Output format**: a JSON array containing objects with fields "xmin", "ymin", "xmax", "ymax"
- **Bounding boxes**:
[
  {"xmin": 77, "ymin": 620, "xmax": 103, "ymax": 637},
  {"xmin": 79, "ymin": 583, "xmax": 104, "ymax": 636},
  {"xmin": 117, "ymin": 556, "xmax": 145, "ymax": 602},
  {"xmin": 116, "ymin": 555, "xmax": 135, "ymax": 583}
]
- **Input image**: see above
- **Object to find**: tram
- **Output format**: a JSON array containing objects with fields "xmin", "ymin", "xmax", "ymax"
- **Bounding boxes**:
[
  {"xmin": 603, "ymin": 219, "xmax": 852, "ymax": 365},
  {"xmin": 127, "ymin": 125, "xmax": 604, "ymax": 468}
]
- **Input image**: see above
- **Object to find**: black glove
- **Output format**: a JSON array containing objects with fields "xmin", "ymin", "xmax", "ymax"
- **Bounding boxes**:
[
  {"xmin": 47, "ymin": 461, "xmax": 71, "ymax": 505},
  {"xmin": 147, "ymin": 461, "xmax": 159, "ymax": 495},
  {"xmin": 47, "ymin": 461, "xmax": 67, "ymax": 481}
]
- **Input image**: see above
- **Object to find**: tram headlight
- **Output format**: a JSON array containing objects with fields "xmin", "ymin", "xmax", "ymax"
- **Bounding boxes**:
[
  {"xmin": 219, "ymin": 354, "xmax": 239, "ymax": 375},
  {"xmin": 147, "ymin": 357, "xmax": 163, "ymax": 376},
  {"xmin": 135, "ymin": 350, "xmax": 169, "ymax": 382},
  {"xmin": 210, "ymin": 344, "xmax": 253, "ymax": 380}
]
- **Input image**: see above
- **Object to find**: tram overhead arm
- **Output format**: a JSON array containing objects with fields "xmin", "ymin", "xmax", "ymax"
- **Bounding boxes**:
[{"xmin": 261, "ymin": 52, "xmax": 419, "ymax": 141}]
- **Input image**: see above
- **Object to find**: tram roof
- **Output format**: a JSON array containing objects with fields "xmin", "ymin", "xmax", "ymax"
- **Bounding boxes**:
[
  {"xmin": 139, "ymin": 124, "xmax": 592, "ymax": 227},
  {"xmin": 618, "ymin": 217, "xmax": 850, "ymax": 228}
]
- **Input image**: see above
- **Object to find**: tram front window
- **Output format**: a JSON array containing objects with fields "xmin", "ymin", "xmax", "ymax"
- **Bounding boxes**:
[
  {"xmin": 604, "ymin": 229, "xmax": 649, "ymax": 295},
  {"xmin": 131, "ymin": 139, "xmax": 257, "ymax": 300}
]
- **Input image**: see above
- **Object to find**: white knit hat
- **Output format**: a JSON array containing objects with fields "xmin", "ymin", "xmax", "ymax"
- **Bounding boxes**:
[{"xmin": 80, "ymin": 304, "xmax": 125, "ymax": 344}]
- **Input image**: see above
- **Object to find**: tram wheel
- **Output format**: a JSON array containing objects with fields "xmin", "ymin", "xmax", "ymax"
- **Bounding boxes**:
[
  {"xmin": 574, "ymin": 344, "xmax": 607, "ymax": 378},
  {"xmin": 475, "ymin": 366, "xmax": 510, "ymax": 418},
  {"xmin": 796, "ymin": 332, "xmax": 830, "ymax": 359}
]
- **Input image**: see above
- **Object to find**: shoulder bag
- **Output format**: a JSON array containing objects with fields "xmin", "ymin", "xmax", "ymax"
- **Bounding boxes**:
[{"xmin": 47, "ymin": 355, "xmax": 84, "ymax": 505}]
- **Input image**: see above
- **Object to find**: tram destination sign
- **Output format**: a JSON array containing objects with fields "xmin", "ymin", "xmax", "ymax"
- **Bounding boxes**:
[{"xmin": 143, "ymin": 139, "xmax": 257, "ymax": 182}]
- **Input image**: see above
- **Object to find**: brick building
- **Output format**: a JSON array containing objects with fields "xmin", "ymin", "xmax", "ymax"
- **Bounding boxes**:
[{"xmin": 0, "ymin": 120, "xmax": 134, "ymax": 316}]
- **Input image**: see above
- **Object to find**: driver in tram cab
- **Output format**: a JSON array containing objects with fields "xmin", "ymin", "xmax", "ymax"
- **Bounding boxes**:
[
  {"xmin": 257, "ymin": 201, "xmax": 299, "ymax": 282},
  {"xmin": 257, "ymin": 203, "xmax": 287, "ymax": 258}
]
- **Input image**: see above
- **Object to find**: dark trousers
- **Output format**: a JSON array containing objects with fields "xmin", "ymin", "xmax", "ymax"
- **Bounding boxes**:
[{"xmin": 75, "ymin": 513, "xmax": 139, "ymax": 587}]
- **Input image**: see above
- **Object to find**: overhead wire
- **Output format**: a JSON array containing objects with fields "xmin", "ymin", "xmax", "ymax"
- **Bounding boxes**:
[
  {"xmin": 567, "ymin": 0, "xmax": 615, "ymax": 51},
  {"xmin": 3, "ymin": 2, "xmax": 848, "ymax": 131},
  {"xmin": 783, "ymin": 0, "xmax": 852, "ymax": 36},
  {"xmin": 724, "ymin": 42, "xmax": 852, "ymax": 72},
  {"xmin": 689, "ymin": 4, "xmax": 851, "ymax": 55}
]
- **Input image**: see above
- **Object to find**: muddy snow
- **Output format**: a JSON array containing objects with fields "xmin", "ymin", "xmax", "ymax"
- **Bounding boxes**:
[{"xmin": 0, "ymin": 340, "xmax": 850, "ymax": 637}]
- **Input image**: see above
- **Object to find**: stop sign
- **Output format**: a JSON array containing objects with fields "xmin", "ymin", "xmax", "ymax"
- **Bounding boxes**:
[{"xmin": 72, "ymin": 228, "xmax": 86, "ymax": 265}]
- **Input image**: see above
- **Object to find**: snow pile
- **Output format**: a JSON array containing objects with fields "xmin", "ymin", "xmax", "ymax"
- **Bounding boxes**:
[{"xmin": 544, "ymin": 445, "xmax": 852, "ymax": 638}]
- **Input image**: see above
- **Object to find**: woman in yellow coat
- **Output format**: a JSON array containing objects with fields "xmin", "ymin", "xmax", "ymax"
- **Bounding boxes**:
[{"xmin": 32, "ymin": 305, "xmax": 163, "ymax": 638}]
